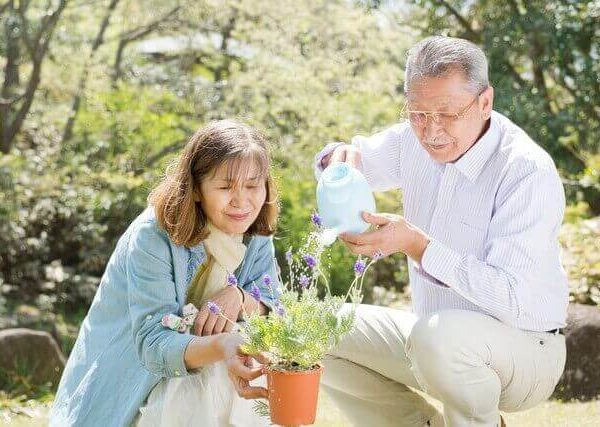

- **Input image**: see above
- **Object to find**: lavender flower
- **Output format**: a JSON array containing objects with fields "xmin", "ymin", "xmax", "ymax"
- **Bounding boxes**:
[
  {"xmin": 262, "ymin": 274, "xmax": 272, "ymax": 287},
  {"xmin": 226, "ymin": 273, "xmax": 238, "ymax": 286},
  {"xmin": 207, "ymin": 301, "xmax": 221, "ymax": 315},
  {"xmin": 373, "ymin": 249, "xmax": 384, "ymax": 261},
  {"xmin": 302, "ymin": 254, "xmax": 317, "ymax": 269},
  {"xmin": 354, "ymin": 259, "xmax": 367, "ymax": 276},
  {"xmin": 285, "ymin": 249, "xmax": 293, "ymax": 264},
  {"xmin": 274, "ymin": 301, "xmax": 286, "ymax": 316},
  {"xmin": 310, "ymin": 212, "xmax": 322, "ymax": 228},
  {"xmin": 249, "ymin": 283, "xmax": 262, "ymax": 301},
  {"xmin": 299, "ymin": 274, "xmax": 310, "ymax": 289}
]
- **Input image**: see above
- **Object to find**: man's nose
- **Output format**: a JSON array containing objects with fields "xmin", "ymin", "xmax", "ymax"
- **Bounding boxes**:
[{"xmin": 423, "ymin": 120, "xmax": 444, "ymax": 137}]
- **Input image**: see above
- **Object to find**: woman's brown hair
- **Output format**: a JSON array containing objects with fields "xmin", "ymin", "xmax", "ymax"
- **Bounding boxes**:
[{"xmin": 148, "ymin": 119, "xmax": 279, "ymax": 247}]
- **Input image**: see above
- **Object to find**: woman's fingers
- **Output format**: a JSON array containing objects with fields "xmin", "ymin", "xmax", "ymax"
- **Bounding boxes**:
[
  {"xmin": 212, "ymin": 315, "xmax": 227, "ymax": 335},
  {"xmin": 222, "ymin": 319, "xmax": 234, "ymax": 333},
  {"xmin": 202, "ymin": 312, "xmax": 218, "ymax": 336},
  {"xmin": 227, "ymin": 357, "xmax": 268, "ymax": 399},
  {"xmin": 238, "ymin": 384, "xmax": 269, "ymax": 400},
  {"xmin": 193, "ymin": 309, "xmax": 209, "ymax": 335}
]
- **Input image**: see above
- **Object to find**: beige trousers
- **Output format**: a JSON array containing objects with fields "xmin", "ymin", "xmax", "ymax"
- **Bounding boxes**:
[{"xmin": 321, "ymin": 304, "xmax": 566, "ymax": 427}]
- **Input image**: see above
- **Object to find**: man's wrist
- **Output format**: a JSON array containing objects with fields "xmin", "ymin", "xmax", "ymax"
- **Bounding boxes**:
[{"xmin": 404, "ymin": 229, "xmax": 431, "ymax": 264}]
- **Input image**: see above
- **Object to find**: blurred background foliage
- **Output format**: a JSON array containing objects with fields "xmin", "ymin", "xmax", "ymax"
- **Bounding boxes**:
[{"xmin": 0, "ymin": 0, "xmax": 598, "ymax": 343}]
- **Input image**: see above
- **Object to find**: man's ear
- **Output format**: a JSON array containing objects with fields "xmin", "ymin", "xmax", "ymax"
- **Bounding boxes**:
[{"xmin": 481, "ymin": 86, "xmax": 494, "ymax": 120}]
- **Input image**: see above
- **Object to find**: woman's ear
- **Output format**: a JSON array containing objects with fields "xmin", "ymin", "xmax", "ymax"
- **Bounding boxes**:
[{"xmin": 193, "ymin": 187, "xmax": 202, "ymax": 203}]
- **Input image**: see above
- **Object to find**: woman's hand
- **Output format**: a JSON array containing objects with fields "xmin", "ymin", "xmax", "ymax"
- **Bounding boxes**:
[
  {"xmin": 224, "ymin": 340, "xmax": 271, "ymax": 400},
  {"xmin": 194, "ymin": 286, "xmax": 242, "ymax": 336}
]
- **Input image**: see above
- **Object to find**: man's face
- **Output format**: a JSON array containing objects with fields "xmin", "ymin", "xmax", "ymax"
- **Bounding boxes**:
[{"xmin": 406, "ymin": 71, "xmax": 493, "ymax": 163}]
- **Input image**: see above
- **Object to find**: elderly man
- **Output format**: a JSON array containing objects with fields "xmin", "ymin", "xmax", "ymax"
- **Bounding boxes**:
[{"xmin": 315, "ymin": 36, "xmax": 568, "ymax": 427}]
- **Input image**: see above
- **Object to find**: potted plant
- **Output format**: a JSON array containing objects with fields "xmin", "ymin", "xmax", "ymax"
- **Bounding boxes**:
[{"xmin": 210, "ymin": 214, "xmax": 382, "ymax": 425}]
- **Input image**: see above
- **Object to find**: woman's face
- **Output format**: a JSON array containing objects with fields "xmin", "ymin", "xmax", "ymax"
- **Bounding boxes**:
[{"xmin": 199, "ymin": 160, "xmax": 267, "ymax": 235}]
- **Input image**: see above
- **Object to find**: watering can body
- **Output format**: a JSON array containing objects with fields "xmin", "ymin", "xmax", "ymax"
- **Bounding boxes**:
[{"xmin": 316, "ymin": 163, "xmax": 376, "ymax": 235}]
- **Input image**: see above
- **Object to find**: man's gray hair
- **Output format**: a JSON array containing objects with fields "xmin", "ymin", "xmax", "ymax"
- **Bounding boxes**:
[{"xmin": 404, "ymin": 36, "xmax": 489, "ymax": 94}]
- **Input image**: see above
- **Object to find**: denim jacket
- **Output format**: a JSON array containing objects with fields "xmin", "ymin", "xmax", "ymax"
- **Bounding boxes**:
[{"xmin": 50, "ymin": 207, "xmax": 280, "ymax": 426}]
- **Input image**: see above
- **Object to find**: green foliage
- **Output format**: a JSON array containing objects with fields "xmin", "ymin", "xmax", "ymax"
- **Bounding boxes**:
[
  {"xmin": 560, "ymin": 217, "xmax": 600, "ymax": 306},
  {"xmin": 0, "ymin": 143, "xmax": 147, "ymax": 310},
  {"xmin": 240, "ymin": 230, "xmax": 378, "ymax": 370},
  {"xmin": 242, "ymin": 287, "xmax": 354, "ymax": 370}
]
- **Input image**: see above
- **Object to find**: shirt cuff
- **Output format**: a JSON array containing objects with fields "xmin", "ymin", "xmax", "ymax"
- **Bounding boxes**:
[
  {"xmin": 313, "ymin": 142, "xmax": 344, "ymax": 180},
  {"xmin": 164, "ymin": 332, "xmax": 195, "ymax": 378},
  {"xmin": 420, "ymin": 239, "xmax": 463, "ymax": 288}
]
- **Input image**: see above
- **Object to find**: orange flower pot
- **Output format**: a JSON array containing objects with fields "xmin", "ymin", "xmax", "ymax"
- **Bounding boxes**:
[{"xmin": 266, "ymin": 365, "xmax": 323, "ymax": 426}]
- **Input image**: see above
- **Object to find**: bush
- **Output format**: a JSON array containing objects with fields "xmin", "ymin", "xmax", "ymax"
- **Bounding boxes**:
[{"xmin": 560, "ymin": 216, "xmax": 600, "ymax": 306}]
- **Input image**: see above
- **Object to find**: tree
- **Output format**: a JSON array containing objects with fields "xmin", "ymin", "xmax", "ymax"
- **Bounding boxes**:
[{"xmin": 0, "ymin": 0, "xmax": 68, "ymax": 153}]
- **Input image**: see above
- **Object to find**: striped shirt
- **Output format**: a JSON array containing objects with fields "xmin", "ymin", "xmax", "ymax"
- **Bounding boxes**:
[{"xmin": 315, "ymin": 111, "xmax": 568, "ymax": 331}]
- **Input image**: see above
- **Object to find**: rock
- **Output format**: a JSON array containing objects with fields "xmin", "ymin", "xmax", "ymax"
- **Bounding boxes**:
[
  {"xmin": 553, "ymin": 303, "xmax": 600, "ymax": 401},
  {"xmin": 0, "ymin": 305, "xmax": 62, "ymax": 351},
  {"xmin": 0, "ymin": 328, "xmax": 66, "ymax": 388}
]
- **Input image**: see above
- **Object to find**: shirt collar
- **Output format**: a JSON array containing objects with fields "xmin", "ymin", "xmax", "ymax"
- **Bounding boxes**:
[{"xmin": 453, "ymin": 112, "xmax": 501, "ymax": 183}]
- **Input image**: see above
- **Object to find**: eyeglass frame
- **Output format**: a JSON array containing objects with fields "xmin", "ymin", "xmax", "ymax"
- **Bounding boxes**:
[{"xmin": 401, "ymin": 88, "xmax": 486, "ymax": 127}]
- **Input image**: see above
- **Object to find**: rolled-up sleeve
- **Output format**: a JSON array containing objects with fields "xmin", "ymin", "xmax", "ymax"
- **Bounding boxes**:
[{"xmin": 126, "ymin": 222, "xmax": 194, "ymax": 378}]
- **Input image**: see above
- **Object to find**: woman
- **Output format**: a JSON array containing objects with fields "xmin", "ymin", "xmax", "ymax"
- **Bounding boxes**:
[{"xmin": 50, "ymin": 120, "xmax": 279, "ymax": 426}]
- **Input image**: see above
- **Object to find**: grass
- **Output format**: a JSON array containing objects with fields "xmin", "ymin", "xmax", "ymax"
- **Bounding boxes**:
[{"xmin": 2, "ymin": 392, "xmax": 599, "ymax": 426}]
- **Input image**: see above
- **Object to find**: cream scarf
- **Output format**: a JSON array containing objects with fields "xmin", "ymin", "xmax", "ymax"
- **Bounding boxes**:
[{"xmin": 186, "ymin": 222, "xmax": 247, "ymax": 308}]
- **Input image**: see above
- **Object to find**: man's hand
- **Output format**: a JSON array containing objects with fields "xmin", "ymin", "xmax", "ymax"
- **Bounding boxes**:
[
  {"xmin": 194, "ymin": 286, "xmax": 242, "ymax": 336},
  {"xmin": 225, "ymin": 350, "xmax": 271, "ymax": 400},
  {"xmin": 321, "ymin": 144, "xmax": 362, "ymax": 169},
  {"xmin": 340, "ymin": 212, "xmax": 431, "ymax": 263}
]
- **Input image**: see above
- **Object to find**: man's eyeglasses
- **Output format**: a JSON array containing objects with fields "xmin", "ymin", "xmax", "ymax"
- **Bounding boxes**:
[{"xmin": 401, "ymin": 90, "xmax": 484, "ymax": 128}]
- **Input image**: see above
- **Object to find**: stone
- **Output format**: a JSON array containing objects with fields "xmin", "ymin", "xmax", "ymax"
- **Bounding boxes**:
[
  {"xmin": 0, "ymin": 328, "xmax": 66, "ymax": 388},
  {"xmin": 552, "ymin": 303, "xmax": 600, "ymax": 401}
]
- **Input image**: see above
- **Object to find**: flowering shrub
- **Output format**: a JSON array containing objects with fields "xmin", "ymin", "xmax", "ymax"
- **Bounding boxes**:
[{"xmin": 209, "ymin": 213, "xmax": 382, "ymax": 370}]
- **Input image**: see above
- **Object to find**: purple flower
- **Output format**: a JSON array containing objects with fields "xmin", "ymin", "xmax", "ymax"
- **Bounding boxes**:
[
  {"xmin": 249, "ymin": 283, "xmax": 262, "ymax": 301},
  {"xmin": 299, "ymin": 274, "xmax": 310, "ymax": 289},
  {"xmin": 311, "ymin": 212, "xmax": 322, "ymax": 227},
  {"xmin": 373, "ymin": 250, "xmax": 384, "ymax": 261},
  {"xmin": 226, "ymin": 273, "xmax": 238, "ymax": 286},
  {"xmin": 285, "ymin": 249, "xmax": 293, "ymax": 264},
  {"xmin": 302, "ymin": 254, "xmax": 317, "ymax": 269},
  {"xmin": 274, "ymin": 302, "xmax": 285, "ymax": 316},
  {"xmin": 262, "ymin": 274, "xmax": 272, "ymax": 287},
  {"xmin": 354, "ymin": 259, "xmax": 366, "ymax": 276},
  {"xmin": 207, "ymin": 301, "xmax": 221, "ymax": 315}
]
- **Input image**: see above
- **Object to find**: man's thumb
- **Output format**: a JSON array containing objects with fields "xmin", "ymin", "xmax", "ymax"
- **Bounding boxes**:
[{"xmin": 362, "ymin": 212, "xmax": 389, "ymax": 226}]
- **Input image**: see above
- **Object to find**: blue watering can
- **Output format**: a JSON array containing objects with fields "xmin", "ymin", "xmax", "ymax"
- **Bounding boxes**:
[{"xmin": 316, "ymin": 162, "xmax": 376, "ymax": 244}]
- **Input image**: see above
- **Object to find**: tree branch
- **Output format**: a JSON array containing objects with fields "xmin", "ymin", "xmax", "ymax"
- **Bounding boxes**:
[
  {"xmin": 112, "ymin": 5, "xmax": 181, "ymax": 83},
  {"xmin": 62, "ymin": 0, "xmax": 120, "ymax": 143},
  {"xmin": 136, "ymin": 140, "xmax": 187, "ymax": 175},
  {"xmin": 433, "ymin": 0, "xmax": 480, "ymax": 42}
]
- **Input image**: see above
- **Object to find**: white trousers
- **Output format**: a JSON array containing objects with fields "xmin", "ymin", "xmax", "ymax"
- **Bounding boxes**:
[{"xmin": 321, "ymin": 304, "xmax": 566, "ymax": 427}]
